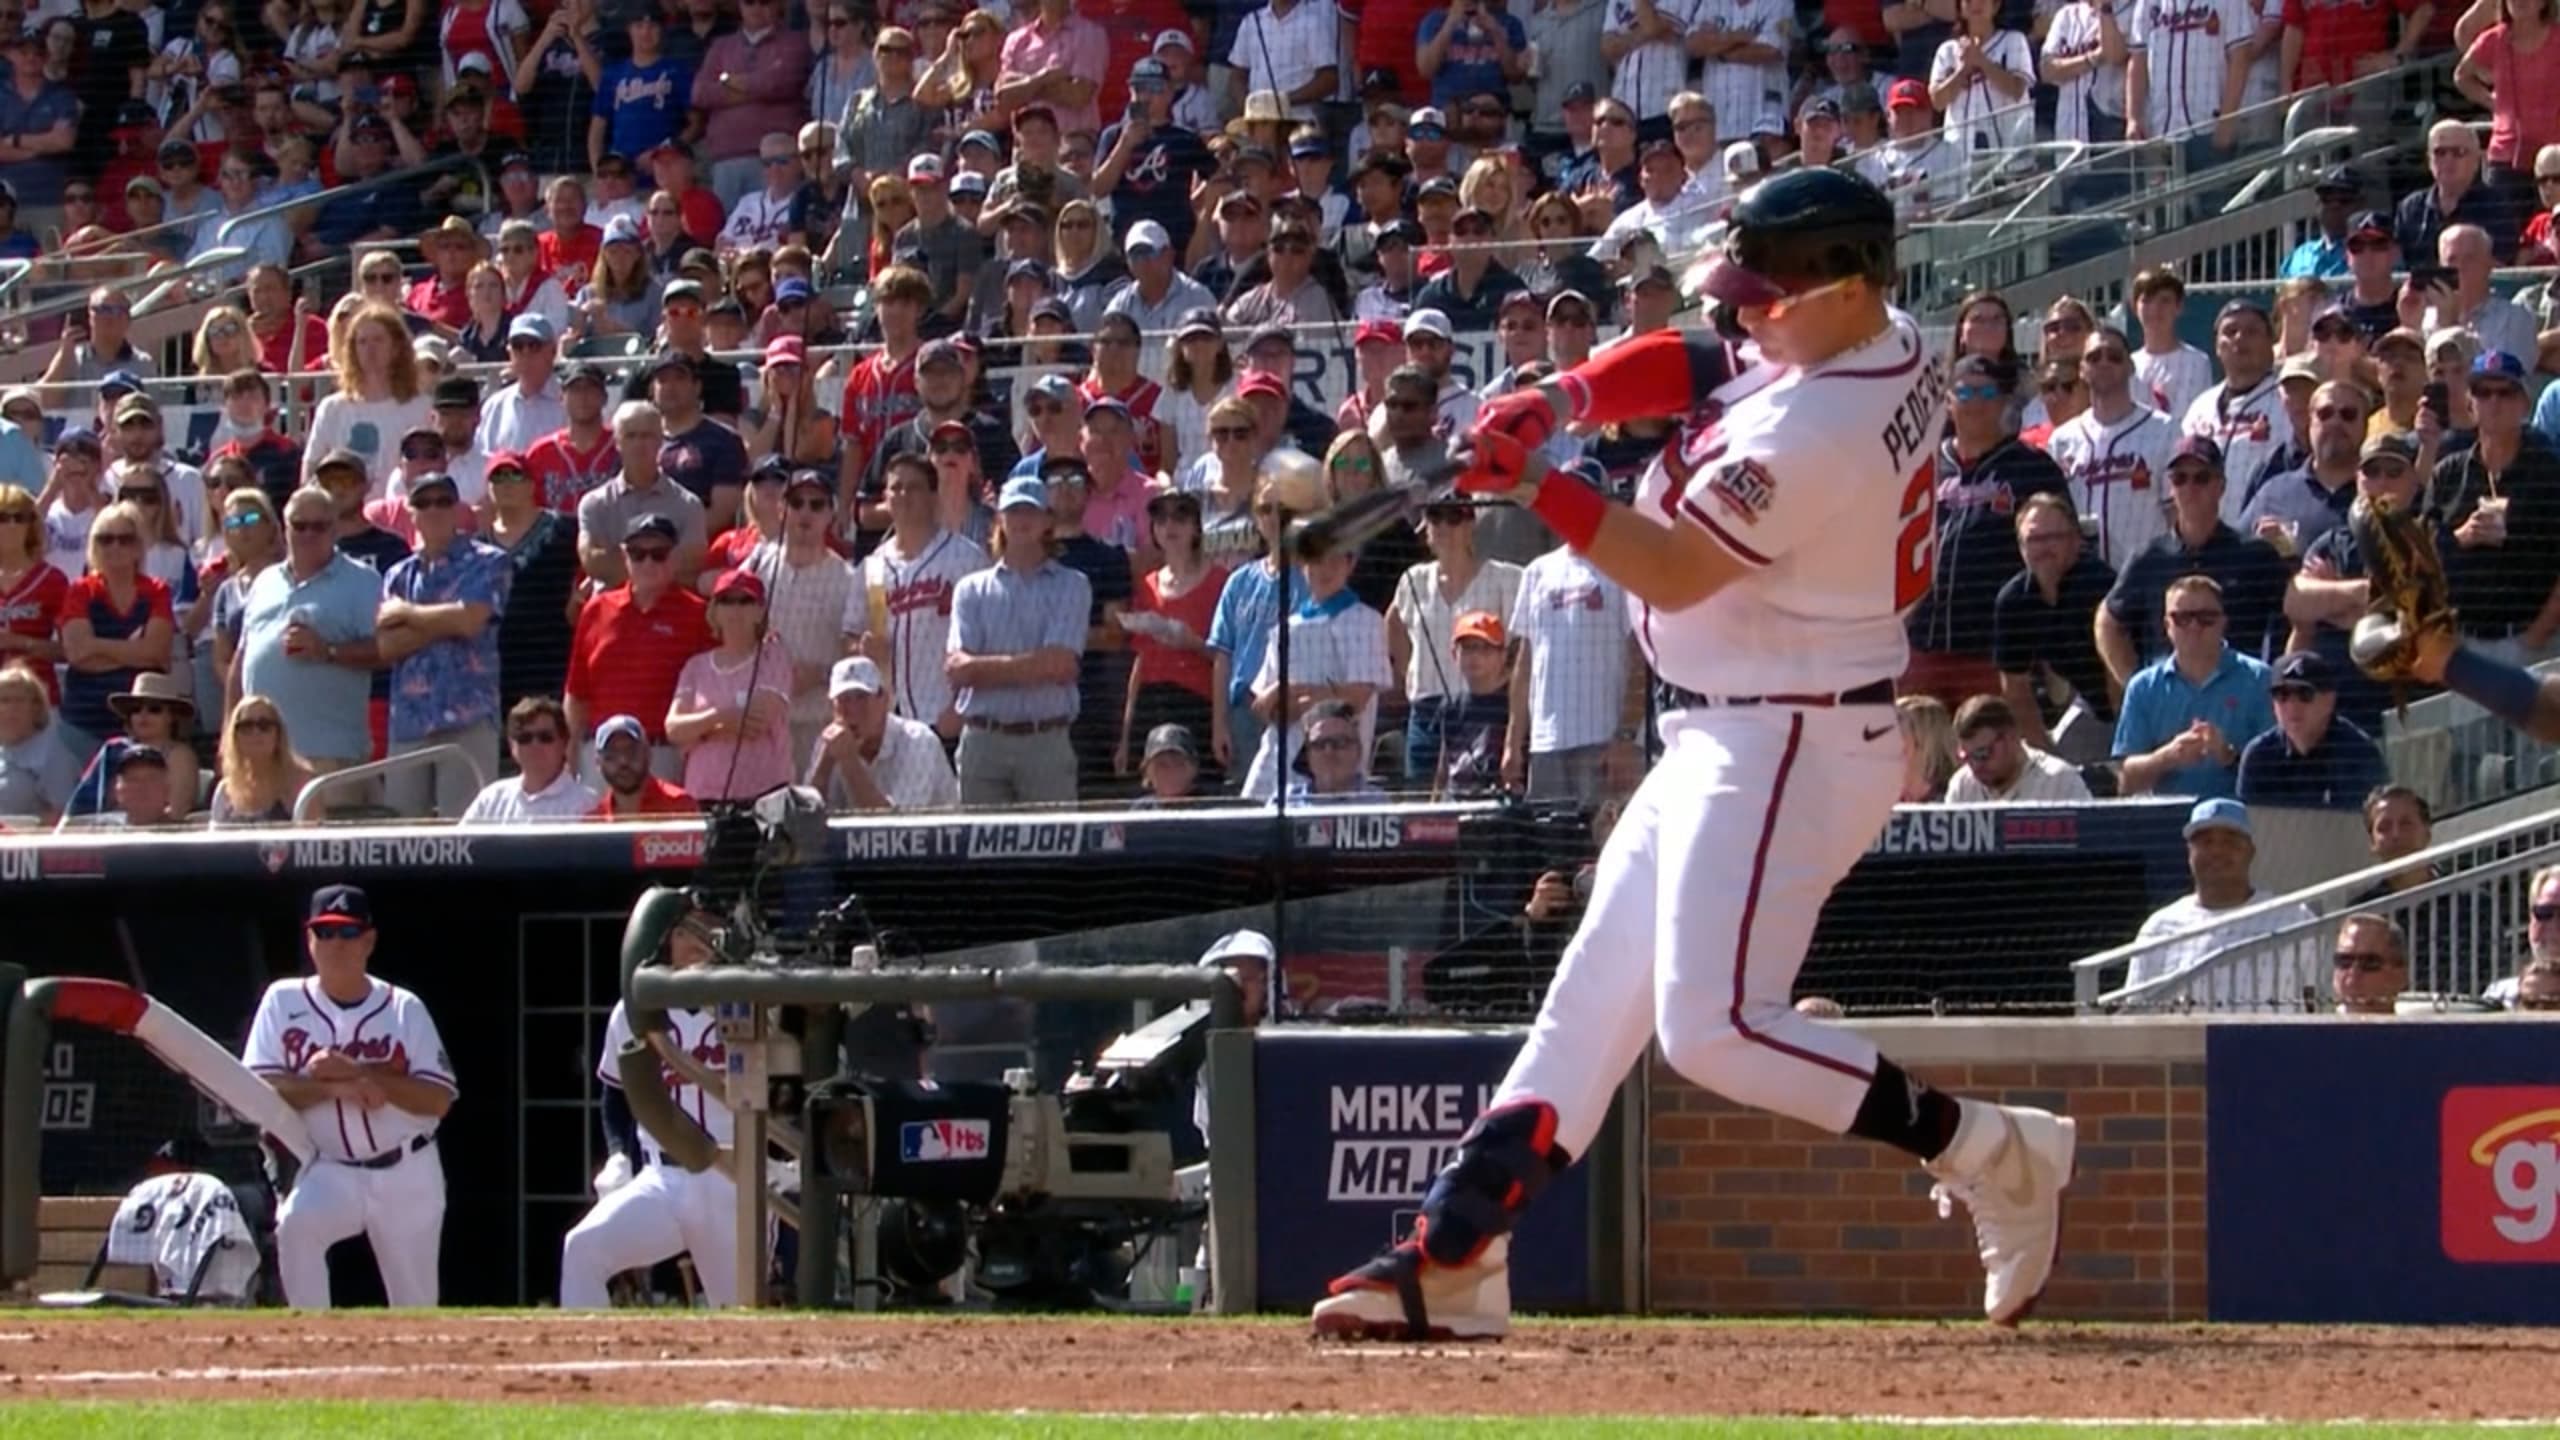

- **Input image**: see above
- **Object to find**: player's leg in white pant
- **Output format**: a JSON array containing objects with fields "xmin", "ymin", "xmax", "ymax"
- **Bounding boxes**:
[
  {"xmin": 273, "ymin": 1160, "xmax": 368, "ymax": 1309},
  {"xmin": 363, "ymin": 1147, "xmax": 446, "ymax": 1307},
  {"xmin": 559, "ymin": 1165, "xmax": 687, "ymax": 1308},
  {"xmin": 1647, "ymin": 709, "xmax": 1900, "ymax": 1128},
  {"xmin": 1489, "ymin": 770, "xmax": 1671, "ymax": 1158},
  {"xmin": 674, "ymin": 1168, "xmax": 741, "ymax": 1307}
]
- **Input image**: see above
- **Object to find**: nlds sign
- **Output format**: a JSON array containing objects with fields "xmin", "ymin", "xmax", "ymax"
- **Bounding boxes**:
[
  {"xmin": 900, "ymin": 1118, "xmax": 991, "ymax": 1163},
  {"xmin": 2441, "ymin": 1087, "xmax": 2560, "ymax": 1262}
]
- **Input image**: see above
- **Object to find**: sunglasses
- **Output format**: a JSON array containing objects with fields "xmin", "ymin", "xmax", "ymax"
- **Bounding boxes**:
[
  {"xmin": 2168, "ymin": 609, "xmax": 2225, "ymax": 628},
  {"xmin": 2347, "ymin": 238, "xmax": 2392, "ymax": 252},
  {"xmin": 127, "ymin": 700, "xmax": 177, "ymax": 716},
  {"xmin": 713, "ymin": 592, "xmax": 763, "ymax": 607},
  {"xmin": 1211, "ymin": 426, "xmax": 1254, "ymax": 441},
  {"xmin": 2476, "ymin": 383, "xmax": 2525, "ymax": 401},
  {"xmin": 94, "ymin": 531, "xmax": 140, "ymax": 547},
  {"xmin": 624, "ymin": 545, "xmax": 673, "ymax": 563},
  {"xmin": 224, "ymin": 511, "xmax": 267, "ymax": 530},
  {"xmin": 1334, "ymin": 456, "xmax": 1376, "ymax": 474},
  {"xmin": 120, "ymin": 488, "xmax": 162, "ymax": 503},
  {"xmin": 1952, "ymin": 383, "xmax": 2004, "ymax": 402},
  {"xmin": 0, "ymin": 512, "xmax": 28, "ymax": 526},
  {"xmin": 785, "ymin": 495, "xmax": 832, "ymax": 513},
  {"xmin": 2332, "ymin": 951, "xmax": 2394, "ymax": 973},
  {"xmin": 2168, "ymin": 468, "xmax": 2217, "ymax": 488},
  {"xmin": 288, "ymin": 519, "xmax": 333, "ymax": 535},
  {"xmin": 511, "ymin": 728, "xmax": 563, "ymax": 745},
  {"xmin": 2271, "ymin": 683, "xmax": 2318, "ymax": 702},
  {"xmin": 235, "ymin": 716, "xmax": 277, "ymax": 733},
  {"xmin": 2312, "ymin": 405, "xmax": 2364, "ymax": 421},
  {"xmin": 310, "ymin": 922, "xmax": 369, "ymax": 941},
  {"xmin": 411, "ymin": 493, "xmax": 457, "ymax": 510},
  {"xmin": 929, "ymin": 438, "xmax": 973, "ymax": 454}
]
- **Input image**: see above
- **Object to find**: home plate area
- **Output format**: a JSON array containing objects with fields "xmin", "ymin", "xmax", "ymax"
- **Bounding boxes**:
[{"xmin": 1, "ymin": 1313, "xmax": 2555, "ymax": 1421}]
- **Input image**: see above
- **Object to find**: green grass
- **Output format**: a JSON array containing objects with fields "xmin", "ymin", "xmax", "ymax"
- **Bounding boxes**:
[{"xmin": 0, "ymin": 1405, "xmax": 2541, "ymax": 1439}]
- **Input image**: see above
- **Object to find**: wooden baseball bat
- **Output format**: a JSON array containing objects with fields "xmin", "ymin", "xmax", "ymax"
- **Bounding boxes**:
[{"xmin": 1285, "ymin": 455, "xmax": 1467, "ymax": 562}]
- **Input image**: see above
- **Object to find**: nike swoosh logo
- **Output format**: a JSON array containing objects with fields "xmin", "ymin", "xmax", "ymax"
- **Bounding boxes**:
[{"xmin": 1863, "ymin": 724, "xmax": 1895, "ymax": 742}]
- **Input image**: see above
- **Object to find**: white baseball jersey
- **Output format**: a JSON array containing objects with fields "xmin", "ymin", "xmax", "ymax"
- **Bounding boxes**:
[
  {"xmin": 2048, "ymin": 404, "xmax": 2179, "ymax": 568},
  {"xmin": 243, "ymin": 976, "xmax": 455, "ymax": 1164},
  {"xmin": 864, "ymin": 528, "xmax": 990, "ymax": 727},
  {"xmin": 1242, "ymin": 593, "xmax": 1392, "ymax": 799},
  {"xmin": 1606, "ymin": 0, "xmax": 1705, "ymax": 124},
  {"xmin": 1631, "ymin": 312, "xmax": 1947, "ymax": 695},
  {"xmin": 2128, "ymin": 0, "xmax": 2249, "ymax": 139},
  {"xmin": 2236, "ymin": 0, "xmax": 2284, "ymax": 111},
  {"xmin": 1882, "ymin": 136, "xmax": 1959, "ymax": 220},
  {"xmin": 1929, "ymin": 30, "xmax": 2039, "ymax": 153},
  {"xmin": 2134, "ymin": 342, "xmax": 2215, "ymax": 423},
  {"xmin": 1509, "ymin": 548, "xmax": 1631, "ymax": 753},
  {"xmin": 598, "ymin": 1000, "xmax": 733, "ymax": 1151},
  {"xmin": 1696, "ymin": 0, "xmax": 1791, "ymax": 142},
  {"xmin": 2041, "ymin": 1, "xmax": 2129, "ymax": 144},
  {"xmin": 107, "ymin": 1171, "xmax": 260, "ymax": 1300},
  {"xmin": 2180, "ymin": 374, "xmax": 2291, "ymax": 525}
]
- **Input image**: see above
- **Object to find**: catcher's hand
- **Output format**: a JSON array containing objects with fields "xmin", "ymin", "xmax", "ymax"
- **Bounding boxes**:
[{"xmin": 2348, "ymin": 494, "xmax": 2456, "ymax": 682}]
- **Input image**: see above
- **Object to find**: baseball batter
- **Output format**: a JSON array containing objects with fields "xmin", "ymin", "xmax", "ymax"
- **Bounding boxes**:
[
  {"xmin": 559, "ymin": 905, "xmax": 739, "ymax": 1308},
  {"xmin": 243, "ymin": 884, "xmax": 456, "ymax": 1309},
  {"xmin": 1313, "ymin": 170, "xmax": 2077, "ymax": 1342}
]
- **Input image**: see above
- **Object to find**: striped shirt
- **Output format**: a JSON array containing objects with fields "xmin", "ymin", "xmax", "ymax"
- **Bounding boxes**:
[
  {"xmin": 1508, "ymin": 548, "xmax": 1629, "ymax": 754},
  {"xmin": 743, "ymin": 541, "xmax": 869, "ymax": 737},
  {"xmin": 948, "ymin": 558, "xmax": 1091, "ymax": 723},
  {"xmin": 1606, "ymin": 0, "xmax": 1704, "ymax": 125},
  {"xmin": 1389, "ymin": 559, "xmax": 1523, "ymax": 703},
  {"xmin": 1242, "ymin": 588, "xmax": 1392, "ymax": 799},
  {"xmin": 864, "ymin": 527, "xmax": 990, "ymax": 726},
  {"xmin": 1229, "ymin": 0, "xmax": 1342, "ymax": 121},
  {"xmin": 1697, "ymin": 0, "xmax": 1791, "ymax": 141}
]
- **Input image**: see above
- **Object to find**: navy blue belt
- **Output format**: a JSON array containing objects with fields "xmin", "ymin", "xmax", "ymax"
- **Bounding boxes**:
[
  {"xmin": 352, "ymin": 1134, "xmax": 434, "ymax": 1170},
  {"xmin": 1656, "ymin": 679, "xmax": 1896, "ymax": 711}
]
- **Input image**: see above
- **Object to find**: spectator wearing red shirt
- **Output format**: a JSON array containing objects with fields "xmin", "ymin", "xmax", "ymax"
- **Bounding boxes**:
[
  {"xmin": 0, "ymin": 485, "xmax": 66, "ymax": 703},
  {"xmin": 245, "ymin": 263, "xmax": 329, "ymax": 376},
  {"xmin": 837, "ymin": 265, "xmax": 932, "ymax": 507},
  {"xmin": 407, "ymin": 217, "xmax": 484, "ymax": 331},
  {"xmin": 523, "ymin": 361, "xmax": 620, "ymax": 515},
  {"xmin": 537, "ymin": 175, "xmax": 603, "ymax": 294},
  {"xmin": 2280, "ymin": 0, "xmax": 2426, "ymax": 93},
  {"xmin": 1079, "ymin": 0, "xmax": 1195, "ymax": 125},
  {"xmin": 2456, "ymin": 0, "xmax": 2560, "ymax": 197},
  {"xmin": 585, "ymin": 712, "xmax": 702, "ymax": 817},
  {"xmin": 1117, "ymin": 488, "xmax": 1227, "ymax": 777},
  {"xmin": 1354, "ymin": 0, "xmax": 1439, "ymax": 104},
  {"xmin": 564, "ymin": 513, "xmax": 714, "ymax": 770},
  {"xmin": 1078, "ymin": 311, "xmax": 1169, "ymax": 477},
  {"xmin": 646, "ymin": 139, "xmax": 730, "ymax": 248}
]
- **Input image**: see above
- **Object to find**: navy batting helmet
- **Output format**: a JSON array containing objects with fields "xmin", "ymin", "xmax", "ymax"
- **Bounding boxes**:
[{"xmin": 1696, "ymin": 167, "xmax": 1900, "ymax": 310}]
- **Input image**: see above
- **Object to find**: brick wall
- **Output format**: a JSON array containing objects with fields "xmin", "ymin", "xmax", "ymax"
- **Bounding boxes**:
[{"xmin": 1645, "ymin": 1050, "xmax": 2208, "ymax": 1321}]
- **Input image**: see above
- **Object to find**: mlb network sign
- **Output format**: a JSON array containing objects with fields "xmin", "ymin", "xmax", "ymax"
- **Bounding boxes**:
[
  {"xmin": 2441, "ymin": 1087, "xmax": 2560, "ymax": 1263},
  {"xmin": 900, "ymin": 1118, "xmax": 991, "ymax": 1163}
]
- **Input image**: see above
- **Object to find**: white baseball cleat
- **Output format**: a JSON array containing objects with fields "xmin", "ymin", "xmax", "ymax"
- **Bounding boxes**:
[
  {"xmin": 1310, "ymin": 1235, "xmax": 1512, "ymax": 1341},
  {"xmin": 1926, "ymin": 1103, "xmax": 2077, "ymax": 1327}
]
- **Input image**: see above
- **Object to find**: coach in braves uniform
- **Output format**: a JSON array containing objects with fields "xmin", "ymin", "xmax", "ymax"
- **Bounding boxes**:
[
  {"xmin": 243, "ymin": 885, "xmax": 457, "ymax": 1308},
  {"xmin": 560, "ymin": 902, "xmax": 738, "ymax": 1307},
  {"xmin": 1311, "ymin": 170, "xmax": 2075, "ymax": 1342}
]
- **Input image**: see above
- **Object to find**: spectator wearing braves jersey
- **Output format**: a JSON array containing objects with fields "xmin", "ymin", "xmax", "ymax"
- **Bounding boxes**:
[
  {"xmin": 1905, "ymin": 355, "xmax": 2064, "ymax": 709},
  {"xmin": 1244, "ymin": 538, "xmax": 1392, "ymax": 799},
  {"xmin": 738, "ymin": 469, "xmax": 874, "ymax": 766},
  {"xmin": 948, "ymin": 477, "xmax": 1091, "ymax": 805},
  {"xmin": 1929, "ymin": 0, "xmax": 2035, "ymax": 155},
  {"xmin": 1993, "ymin": 493, "xmax": 2121, "ymax": 759},
  {"xmin": 2049, "ymin": 329, "xmax": 2179, "ymax": 569},
  {"xmin": 2098, "ymin": 436, "xmax": 2288, "ymax": 686},
  {"xmin": 1691, "ymin": 0, "xmax": 1791, "ymax": 141},
  {"xmin": 2181, "ymin": 301, "xmax": 2292, "ymax": 522},
  {"xmin": 2125, "ymin": 0, "xmax": 2250, "ymax": 154},
  {"xmin": 524, "ymin": 364, "xmax": 620, "ymax": 515},
  {"xmin": 244, "ymin": 885, "xmax": 456, "ymax": 1310},
  {"xmin": 1604, "ymin": 0, "xmax": 1702, "ymax": 138},
  {"xmin": 592, "ymin": 13, "xmax": 694, "ymax": 173},
  {"xmin": 1080, "ymin": 314, "xmax": 1171, "ymax": 479},
  {"xmin": 560, "ymin": 906, "xmax": 740, "ymax": 1308},
  {"xmin": 838, "ymin": 267, "xmax": 932, "ymax": 517},
  {"xmin": 1504, "ymin": 531, "xmax": 1637, "ymax": 806},
  {"xmin": 2042, "ymin": 0, "xmax": 2132, "ymax": 147},
  {"xmin": 865, "ymin": 453, "xmax": 988, "ymax": 740},
  {"xmin": 718, "ymin": 133, "xmax": 802, "ymax": 252},
  {"xmin": 2129, "ymin": 269, "xmax": 2216, "ymax": 423},
  {"xmin": 565, "ymin": 514, "xmax": 715, "ymax": 767}
]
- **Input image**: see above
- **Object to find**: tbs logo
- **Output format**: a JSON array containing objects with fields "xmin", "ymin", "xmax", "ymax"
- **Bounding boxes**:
[
  {"xmin": 900, "ymin": 1118, "xmax": 991, "ymax": 1163},
  {"xmin": 2440, "ymin": 1088, "xmax": 2560, "ymax": 1262}
]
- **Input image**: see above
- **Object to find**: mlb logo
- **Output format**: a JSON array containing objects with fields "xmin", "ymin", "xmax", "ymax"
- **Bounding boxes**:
[{"xmin": 900, "ymin": 1117, "xmax": 992, "ymax": 1163}]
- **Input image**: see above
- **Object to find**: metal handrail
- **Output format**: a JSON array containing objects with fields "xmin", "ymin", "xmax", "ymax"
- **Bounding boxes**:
[
  {"xmin": 2070, "ymin": 801, "xmax": 2560, "ymax": 1010},
  {"xmin": 292, "ymin": 743, "xmax": 487, "ymax": 822}
]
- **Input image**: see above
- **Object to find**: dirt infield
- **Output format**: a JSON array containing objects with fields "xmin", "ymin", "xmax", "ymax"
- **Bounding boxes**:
[{"xmin": 1, "ymin": 1312, "xmax": 2555, "ymax": 1420}]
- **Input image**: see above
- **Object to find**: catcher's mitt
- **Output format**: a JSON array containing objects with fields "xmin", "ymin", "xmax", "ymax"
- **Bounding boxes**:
[{"xmin": 2348, "ymin": 494, "xmax": 2456, "ymax": 682}]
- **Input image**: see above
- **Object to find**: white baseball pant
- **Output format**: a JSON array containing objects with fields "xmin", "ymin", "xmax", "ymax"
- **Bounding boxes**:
[
  {"xmin": 558, "ymin": 1163, "xmax": 738, "ymax": 1308},
  {"xmin": 1495, "ymin": 705, "xmax": 1902, "ymax": 1158},
  {"xmin": 275, "ymin": 1146, "xmax": 446, "ymax": 1308}
]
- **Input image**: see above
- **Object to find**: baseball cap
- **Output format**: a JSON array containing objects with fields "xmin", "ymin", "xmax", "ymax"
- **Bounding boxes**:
[
  {"xmin": 499, "ymin": 150, "xmax": 534, "ymax": 176},
  {"xmin": 959, "ymin": 129, "xmax": 1004, "ymax": 156},
  {"xmin": 1887, "ymin": 78, "xmax": 1930, "ymax": 111},
  {"xmin": 644, "ymin": 136, "xmax": 691, "ymax": 166},
  {"xmin": 1039, "ymin": 454, "xmax": 1092, "ymax": 486},
  {"xmin": 433, "ymin": 374, "xmax": 482, "ymax": 409},
  {"xmin": 1359, "ymin": 65, "xmax": 1399, "ymax": 94},
  {"xmin": 916, "ymin": 337, "xmax": 966, "ymax": 371},
  {"xmin": 54, "ymin": 428, "xmax": 102, "ymax": 458},
  {"xmin": 1547, "ymin": 289, "xmax": 1595, "ymax": 320},
  {"xmin": 1416, "ymin": 174, "xmax": 1460, "ymax": 203},
  {"xmin": 623, "ymin": 512, "xmax": 680, "ymax": 545},
  {"xmin": 1235, "ymin": 370, "xmax": 1288, "ymax": 401},
  {"xmin": 711, "ymin": 567, "xmax": 768, "ymax": 605},
  {"xmin": 562, "ymin": 360, "xmax": 610, "ymax": 392},
  {"xmin": 592, "ymin": 714, "xmax": 648, "ymax": 751},
  {"xmin": 1562, "ymin": 80, "xmax": 1597, "ymax": 107},
  {"xmin": 662, "ymin": 278, "xmax": 706, "ymax": 308},
  {"xmin": 2183, "ymin": 797, "xmax": 2252, "ymax": 840},
  {"xmin": 1143, "ymin": 722, "xmax": 1198, "ymax": 764},
  {"xmin": 1801, "ymin": 95, "xmax": 1841, "ymax": 123},
  {"xmin": 1153, "ymin": 27, "xmax": 1194, "ymax": 52},
  {"xmin": 1234, "ymin": 144, "xmax": 1277, "ymax": 172},
  {"xmin": 775, "ymin": 275, "xmax": 814, "ymax": 305},
  {"xmin": 112, "ymin": 392, "xmax": 158, "ymax": 426},
  {"xmin": 1353, "ymin": 318, "xmax": 1402, "ymax": 349},
  {"xmin": 1451, "ymin": 610, "xmax": 1505, "ymax": 647},
  {"xmin": 99, "ymin": 369, "xmax": 145, "ymax": 399},
  {"xmin": 2375, "ymin": 326, "xmax": 2426, "ymax": 358},
  {"xmin": 907, "ymin": 153, "xmax": 946, "ymax": 186},
  {"xmin": 507, "ymin": 312, "xmax": 556, "ymax": 345},
  {"xmin": 1129, "ymin": 57, "xmax": 1170, "ymax": 87},
  {"xmin": 1246, "ymin": 322, "xmax": 1294, "ymax": 355},
  {"xmin": 1950, "ymin": 353, "xmax": 2010, "ymax": 386},
  {"xmin": 1083, "ymin": 394, "xmax": 1133, "ymax": 423},
  {"xmin": 1146, "ymin": 487, "xmax": 1202, "ymax": 523},
  {"xmin": 406, "ymin": 470, "xmax": 459, "ymax": 500},
  {"xmin": 749, "ymin": 455, "xmax": 792, "ymax": 486},
  {"xmin": 1622, "ymin": 263, "xmax": 1677, "ymax": 293},
  {"xmin": 1027, "ymin": 373, "xmax": 1077, "ymax": 405},
  {"xmin": 308, "ymin": 883, "xmax": 373, "ymax": 928},
  {"xmin": 1124, "ymin": 218, "xmax": 1173, "ymax": 257},
  {"xmin": 1722, "ymin": 140, "xmax": 1761, "ymax": 178},
  {"xmin": 996, "ymin": 476, "xmax": 1050, "ymax": 511},
  {"xmin": 156, "ymin": 139, "xmax": 197, "ymax": 165},
  {"xmin": 125, "ymin": 174, "xmax": 165, "ymax": 199},
  {"xmin": 1375, "ymin": 217, "xmax": 1424, "ymax": 248},
  {"xmin": 929, "ymin": 418, "xmax": 974, "ymax": 444},
  {"xmin": 642, "ymin": 349, "xmax": 698, "ymax": 382},
  {"xmin": 1030, "ymin": 296, "xmax": 1075, "ymax": 326},
  {"xmin": 949, "ymin": 171, "xmax": 989, "ymax": 199},
  {"xmin": 829, "ymin": 655, "xmax": 885, "ymax": 698},
  {"xmin": 2272, "ymin": 650, "xmax": 2338, "ymax": 692},
  {"xmin": 2275, "ymin": 353, "xmax": 2324, "ymax": 388},
  {"xmin": 1289, "ymin": 133, "xmax": 1328, "ymax": 160},
  {"xmin": 2360, "ymin": 430, "xmax": 2418, "ymax": 468},
  {"xmin": 2475, "ymin": 349, "xmax": 2530, "ymax": 384},
  {"xmin": 314, "ymin": 447, "xmax": 366, "ymax": 477},
  {"xmin": 601, "ymin": 214, "xmax": 643, "ymax": 247},
  {"xmin": 1403, "ymin": 308, "xmax": 1454, "ymax": 343},
  {"xmin": 1176, "ymin": 306, "xmax": 1222, "ymax": 340},
  {"xmin": 2169, "ymin": 435, "xmax": 2225, "ymax": 472},
  {"xmin": 2313, "ymin": 164, "xmax": 2360, "ymax": 196},
  {"xmin": 2216, "ymin": 297, "xmax": 2272, "ymax": 328},
  {"xmin": 1409, "ymin": 107, "xmax": 1448, "ymax": 139},
  {"xmin": 1497, "ymin": 288, "xmax": 1542, "ymax": 318},
  {"xmin": 2429, "ymin": 326, "xmax": 2481, "ymax": 365},
  {"xmin": 763, "ymin": 334, "xmax": 808, "ymax": 367},
  {"xmin": 1007, "ymin": 257, "xmax": 1053, "ymax": 287},
  {"xmin": 2348, "ymin": 209, "xmax": 2393, "ymax": 242},
  {"xmin": 485, "ymin": 449, "xmax": 528, "ymax": 483},
  {"xmin": 1200, "ymin": 928, "xmax": 1276, "ymax": 967}
]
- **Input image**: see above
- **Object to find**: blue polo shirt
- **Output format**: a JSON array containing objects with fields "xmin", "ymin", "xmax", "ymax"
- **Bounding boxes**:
[
  {"xmin": 239, "ymin": 554, "xmax": 383, "ymax": 764},
  {"xmin": 2111, "ymin": 647, "xmax": 2277, "ymax": 800},
  {"xmin": 2235, "ymin": 715, "xmax": 2387, "ymax": 810}
]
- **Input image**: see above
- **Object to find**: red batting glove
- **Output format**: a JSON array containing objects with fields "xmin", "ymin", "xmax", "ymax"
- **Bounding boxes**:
[
  {"xmin": 1455, "ymin": 429, "xmax": 1540, "ymax": 498},
  {"xmin": 1472, "ymin": 388, "xmax": 1557, "ymax": 456}
]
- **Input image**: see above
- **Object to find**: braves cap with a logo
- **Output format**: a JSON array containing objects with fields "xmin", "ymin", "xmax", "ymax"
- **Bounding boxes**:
[{"xmin": 309, "ymin": 884, "xmax": 375, "ymax": 929}]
